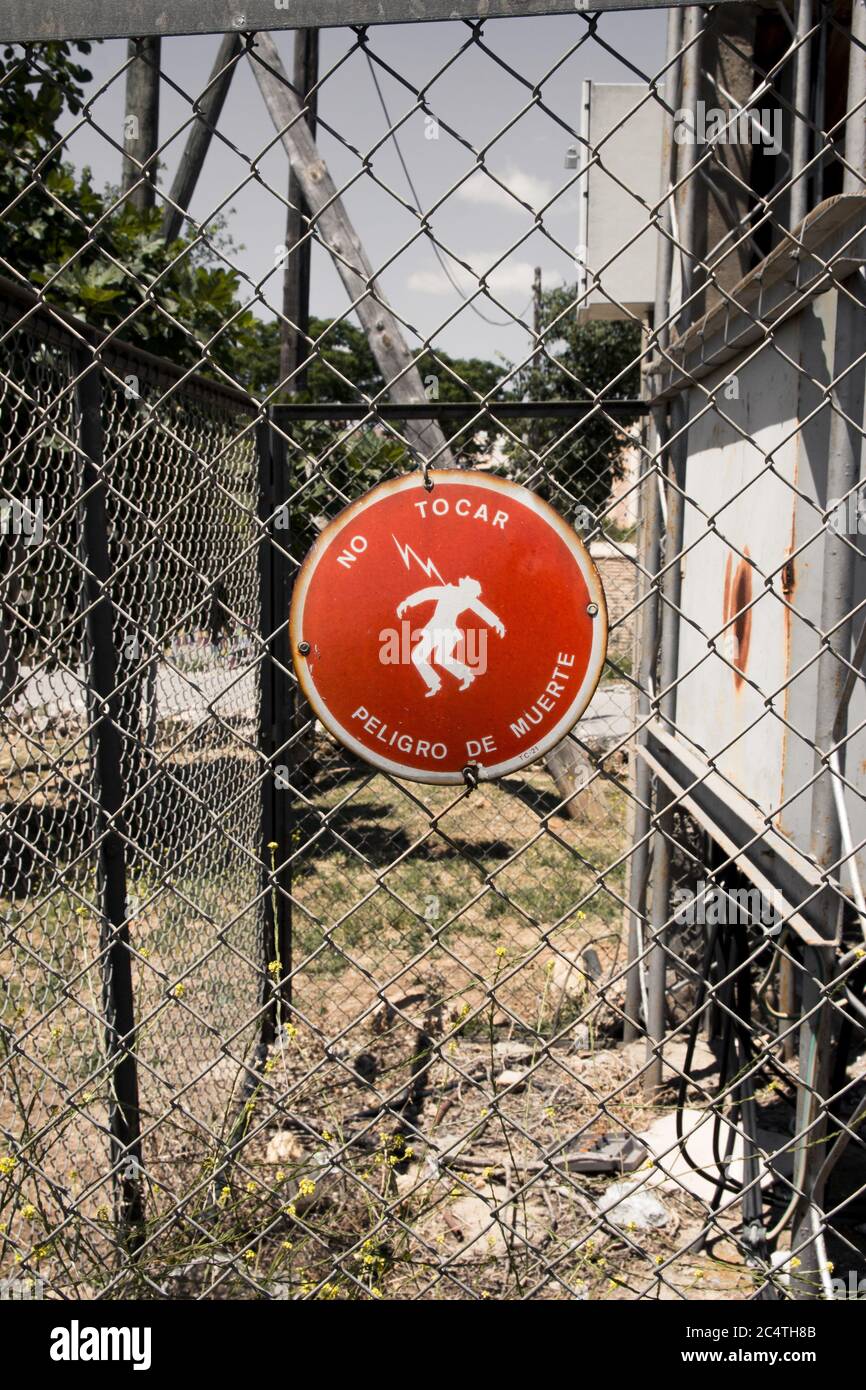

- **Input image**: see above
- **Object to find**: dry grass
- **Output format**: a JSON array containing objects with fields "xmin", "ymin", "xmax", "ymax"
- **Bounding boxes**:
[{"xmin": 4, "ymin": 733, "xmax": 853, "ymax": 1300}]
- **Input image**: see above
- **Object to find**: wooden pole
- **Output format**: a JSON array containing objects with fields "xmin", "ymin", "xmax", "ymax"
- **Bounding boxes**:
[
  {"xmin": 122, "ymin": 37, "xmax": 161, "ymax": 213},
  {"xmin": 162, "ymin": 33, "xmax": 242, "ymax": 243},
  {"xmin": 248, "ymin": 31, "xmax": 453, "ymax": 467},
  {"xmin": 279, "ymin": 29, "xmax": 319, "ymax": 391}
]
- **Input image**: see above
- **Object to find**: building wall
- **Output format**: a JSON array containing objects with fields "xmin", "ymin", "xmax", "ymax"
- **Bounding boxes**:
[{"xmin": 591, "ymin": 540, "xmax": 636, "ymax": 664}]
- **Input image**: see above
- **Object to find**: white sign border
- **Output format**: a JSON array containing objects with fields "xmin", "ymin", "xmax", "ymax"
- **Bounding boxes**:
[{"xmin": 290, "ymin": 470, "xmax": 609, "ymax": 785}]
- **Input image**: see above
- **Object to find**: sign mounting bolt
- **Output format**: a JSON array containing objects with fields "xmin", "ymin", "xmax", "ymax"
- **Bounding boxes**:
[
  {"xmin": 587, "ymin": 602, "xmax": 599, "ymax": 617},
  {"xmin": 298, "ymin": 641, "xmax": 311, "ymax": 655}
]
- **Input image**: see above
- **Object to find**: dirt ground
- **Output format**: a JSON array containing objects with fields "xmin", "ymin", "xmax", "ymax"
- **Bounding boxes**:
[{"xmin": 3, "ymin": 732, "xmax": 866, "ymax": 1299}]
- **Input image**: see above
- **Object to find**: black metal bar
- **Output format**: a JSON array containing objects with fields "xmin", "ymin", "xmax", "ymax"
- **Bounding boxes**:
[
  {"xmin": 273, "ymin": 399, "xmax": 648, "ymax": 421},
  {"xmin": 256, "ymin": 412, "xmax": 293, "ymax": 1027},
  {"xmin": 0, "ymin": 0, "xmax": 755, "ymax": 44},
  {"xmin": 639, "ymin": 722, "xmax": 832, "ymax": 949},
  {"xmin": 257, "ymin": 413, "xmax": 280, "ymax": 1048},
  {"xmin": 272, "ymin": 425, "xmax": 294, "ymax": 1017},
  {"xmin": 76, "ymin": 353, "xmax": 145, "ymax": 1244},
  {"xmin": 280, "ymin": 28, "xmax": 318, "ymax": 393}
]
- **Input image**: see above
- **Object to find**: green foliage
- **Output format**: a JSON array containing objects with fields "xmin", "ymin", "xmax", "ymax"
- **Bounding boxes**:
[
  {"xmin": 45, "ymin": 207, "xmax": 263, "ymax": 374},
  {"xmin": 506, "ymin": 283, "xmax": 642, "ymax": 522},
  {"xmin": 0, "ymin": 44, "xmax": 100, "ymax": 270},
  {"xmin": 244, "ymin": 315, "xmax": 510, "ymax": 459},
  {"xmin": 0, "ymin": 43, "xmax": 260, "ymax": 376},
  {"xmin": 245, "ymin": 317, "xmax": 513, "ymax": 544},
  {"xmin": 0, "ymin": 41, "xmax": 510, "ymax": 464}
]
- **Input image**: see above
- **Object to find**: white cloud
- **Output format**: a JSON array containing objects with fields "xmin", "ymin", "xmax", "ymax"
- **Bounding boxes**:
[
  {"xmin": 456, "ymin": 165, "xmax": 554, "ymax": 213},
  {"xmin": 409, "ymin": 257, "xmax": 558, "ymax": 300}
]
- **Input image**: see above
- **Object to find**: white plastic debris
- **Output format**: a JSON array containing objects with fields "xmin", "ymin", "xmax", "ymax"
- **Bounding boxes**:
[{"xmin": 597, "ymin": 1180, "xmax": 672, "ymax": 1232}]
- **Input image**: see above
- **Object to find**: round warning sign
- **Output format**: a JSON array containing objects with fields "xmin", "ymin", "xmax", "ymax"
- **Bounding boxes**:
[{"xmin": 290, "ymin": 471, "xmax": 607, "ymax": 783}]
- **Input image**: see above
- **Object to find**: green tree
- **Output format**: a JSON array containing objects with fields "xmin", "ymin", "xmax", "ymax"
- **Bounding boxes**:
[
  {"xmin": 0, "ymin": 42, "xmax": 100, "ymax": 273},
  {"xmin": 506, "ymin": 283, "xmax": 642, "ymax": 528},
  {"xmin": 0, "ymin": 42, "xmax": 261, "ymax": 375},
  {"xmin": 242, "ymin": 315, "xmax": 510, "ymax": 459},
  {"xmin": 0, "ymin": 44, "xmax": 510, "ymax": 421}
]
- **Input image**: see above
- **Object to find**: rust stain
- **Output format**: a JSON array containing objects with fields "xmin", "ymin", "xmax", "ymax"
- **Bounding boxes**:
[
  {"xmin": 723, "ymin": 547, "xmax": 753, "ymax": 691},
  {"xmin": 776, "ymin": 493, "xmax": 799, "ymax": 834}
]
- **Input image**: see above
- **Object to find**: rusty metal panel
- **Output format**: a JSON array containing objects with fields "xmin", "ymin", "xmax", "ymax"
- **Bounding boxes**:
[{"xmin": 674, "ymin": 315, "xmax": 805, "ymax": 826}]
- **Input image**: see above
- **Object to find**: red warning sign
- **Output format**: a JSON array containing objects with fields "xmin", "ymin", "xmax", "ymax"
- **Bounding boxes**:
[{"xmin": 290, "ymin": 471, "xmax": 607, "ymax": 783}]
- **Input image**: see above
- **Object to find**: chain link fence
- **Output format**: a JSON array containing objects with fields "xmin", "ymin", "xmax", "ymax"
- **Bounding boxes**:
[{"xmin": 1, "ymin": 0, "xmax": 865, "ymax": 1301}]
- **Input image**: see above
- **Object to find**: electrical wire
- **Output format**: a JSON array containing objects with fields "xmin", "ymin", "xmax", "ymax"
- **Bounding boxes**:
[{"xmin": 364, "ymin": 51, "xmax": 535, "ymax": 330}]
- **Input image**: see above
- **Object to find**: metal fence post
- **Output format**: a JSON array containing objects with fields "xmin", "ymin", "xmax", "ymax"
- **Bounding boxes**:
[
  {"xmin": 626, "ymin": 414, "xmax": 664, "ymax": 1041},
  {"xmin": 644, "ymin": 5, "xmax": 703, "ymax": 1089},
  {"xmin": 792, "ymin": 265, "xmax": 866, "ymax": 1290},
  {"xmin": 624, "ymin": 2, "xmax": 682, "ymax": 1042},
  {"xmin": 644, "ymin": 431, "xmax": 685, "ymax": 1090},
  {"xmin": 624, "ymin": 413, "xmax": 662, "ymax": 1041},
  {"xmin": 791, "ymin": 1, "xmax": 866, "ymax": 1288},
  {"xmin": 789, "ymin": 0, "xmax": 814, "ymax": 232},
  {"xmin": 76, "ymin": 353, "xmax": 145, "ymax": 1243},
  {"xmin": 257, "ymin": 412, "xmax": 293, "ymax": 1031}
]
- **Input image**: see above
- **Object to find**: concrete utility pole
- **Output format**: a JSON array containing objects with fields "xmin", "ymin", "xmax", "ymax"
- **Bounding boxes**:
[
  {"xmin": 162, "ymin": 33, "xmax": 242, "ymax": 243},
  {"xmin": 122, "ymin": 38, "xmax": 161, "ymax": 213},
  {"xmin": 532, "ymin": 265, "xmax": 542, "ymax": 342},
  {"xmin": 280, "ymin": 29, "xmax": 319, "ymax": 392},
  {"xmin": 249, "ymin": 31, "xmax": 452, "ymax": 467}
]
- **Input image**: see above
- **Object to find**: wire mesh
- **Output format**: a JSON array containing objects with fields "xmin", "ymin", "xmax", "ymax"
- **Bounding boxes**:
[{"xmin": 0, "ymin": 0, "xmax": 865, "ymax": 1302}]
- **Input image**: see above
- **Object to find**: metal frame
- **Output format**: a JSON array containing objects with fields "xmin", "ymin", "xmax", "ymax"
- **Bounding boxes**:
[
  {"xmin": 75, "ymin": 354, "xmax": 145, "ymax": 1244},
  {"xmin": 2, "ymin": 0, "xmax": 755, "ymax": 46},
  {"xmin": 274, "ymin": 400, "xmax": 648, "ymax": 421}
]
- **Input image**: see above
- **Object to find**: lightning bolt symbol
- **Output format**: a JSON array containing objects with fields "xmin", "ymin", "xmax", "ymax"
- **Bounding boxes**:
[{"xmin": 392, "ymin": 535, "xmax": 445, "ymax": 585}]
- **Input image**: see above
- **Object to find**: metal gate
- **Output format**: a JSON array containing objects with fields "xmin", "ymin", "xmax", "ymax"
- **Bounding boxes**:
[{"xmin": 1, "ymin": 0, "xmax": 865, "ymax": 1301}]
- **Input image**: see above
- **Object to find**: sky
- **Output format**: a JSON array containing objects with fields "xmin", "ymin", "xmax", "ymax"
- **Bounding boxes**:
[{"xmin": 54, "ymin": 12, "xmax": 668, "ymax": 371}]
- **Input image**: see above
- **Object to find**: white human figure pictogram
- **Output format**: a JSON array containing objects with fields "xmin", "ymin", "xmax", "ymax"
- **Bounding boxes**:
[{"xmin": 396, "ymin": 576, "xmax": 506, "ymax": 696}]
